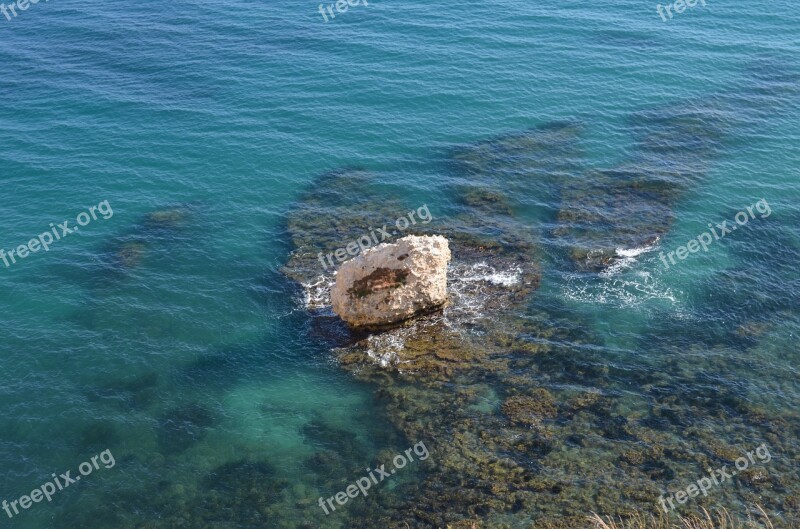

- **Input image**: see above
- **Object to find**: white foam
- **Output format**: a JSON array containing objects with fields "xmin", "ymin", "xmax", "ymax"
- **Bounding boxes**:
[
  {"xmin": 562, "ymin": 266, "xmax": 681, "ymax": 309},
  {"xmin": 563, "ymin": 240, "xmax": 684, "ymax": 309},
  {"xmin": 301, "ymin": 274, "xmax": 334, "ymax": 309},
  {"xmin": 442, "ymin": 262, "xmax": 523, "ymax": 325},
  {"xmin": 457, "ymin": 262, "xmax": 522, "ymax": 286},
  {"xmin": 600, "ymin": 238, "xmax": 659, "ymax": 278},
  {"xmin": 616, "ymin": 245, "xmax": 655, "ymax": 258},
  {"xmin": 364, "ymin": 333, "xmax": 406, "ymax": 368}
]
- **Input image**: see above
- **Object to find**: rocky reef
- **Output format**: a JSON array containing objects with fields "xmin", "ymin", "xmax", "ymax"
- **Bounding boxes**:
[
  {"xmin": 554, "ymin": 107, "xmax": 725, "ymax": 273},
  {"xmin": 277, "ymin": 111, "xmax": 800, "ymax": 528}
]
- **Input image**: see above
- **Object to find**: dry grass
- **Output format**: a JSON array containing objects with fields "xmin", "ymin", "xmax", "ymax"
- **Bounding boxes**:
[{"xmin": 589, "ymin": 507, "xmax": 789, "ymax": 529}]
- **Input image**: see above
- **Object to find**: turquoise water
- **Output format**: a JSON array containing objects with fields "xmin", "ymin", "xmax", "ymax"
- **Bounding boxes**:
[{"xmin": 0, "ymin": 0, "xmax": 798, "ymax": 527}]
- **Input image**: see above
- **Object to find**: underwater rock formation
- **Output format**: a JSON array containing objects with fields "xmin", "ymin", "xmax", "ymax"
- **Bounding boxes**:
[
  {"xmin": 554, "ymin": 106, "xmax": 725, "ymax": 273},
  {"xmin": 102, "ymin": 204, "xmax": 195, "ymax": 272},
  {"xmin": 331, "ymin": 235, "xmax": 451, "ymax": 328},
  {"xmin": 277, "ymin": 112, "xmax": 800, "ymax": 527}
]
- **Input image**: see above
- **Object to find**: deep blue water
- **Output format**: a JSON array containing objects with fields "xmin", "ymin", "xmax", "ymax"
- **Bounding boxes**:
[{"xmin": 0, "ymin": 0, "xmax": 798, "ymax": 527}]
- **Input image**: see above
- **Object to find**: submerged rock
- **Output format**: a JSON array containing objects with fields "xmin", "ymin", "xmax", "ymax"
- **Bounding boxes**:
[
  {"xmin": 554, "ymin": 167, "xmax": 675, "ymax": 272},
  {"xmin": 97, "ymin": 204, "xmax": 196, "ymax": 274},
  {"xmin": 116, "ymin": 241, "xmax": 147, "ymax": 269},
  {"xmin": 501, "ymin": 390, "xmax": 558, "ymax": 426},
  {"xmin": 332, "ymin": 235, "xmax": 451, "ymax": 328},
  {"xmin": 545, "ymin": 106, "xmax": 731, "ymax": 273},
  {"xmin": 144, "ymin": 207, "xmax": 188, "ymax": 231}
]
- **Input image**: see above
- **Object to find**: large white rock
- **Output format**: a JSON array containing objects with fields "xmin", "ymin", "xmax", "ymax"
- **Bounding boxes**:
[{"xmin": 331, "ymin": 235, "xmax": 451, "ymax": 327}]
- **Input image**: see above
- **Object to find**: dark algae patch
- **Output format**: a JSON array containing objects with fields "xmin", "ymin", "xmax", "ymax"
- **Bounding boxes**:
[{"xmin": 347, "ymin": 267, "xmax": 409, "ymax": 299}]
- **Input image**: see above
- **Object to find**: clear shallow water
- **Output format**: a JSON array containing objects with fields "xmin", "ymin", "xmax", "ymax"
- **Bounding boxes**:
[{"xmin": 0, "ymin": 0, "xmax": 798, "ymax": 527}]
